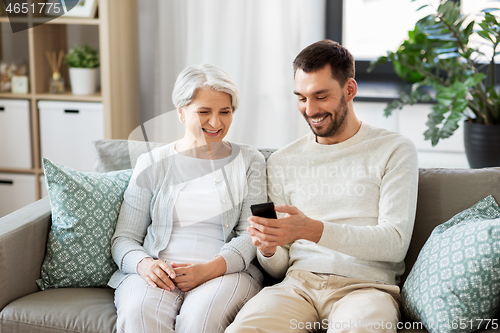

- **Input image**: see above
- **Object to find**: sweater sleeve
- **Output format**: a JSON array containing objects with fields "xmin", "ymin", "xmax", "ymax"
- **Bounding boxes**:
[
  {"xmin": 219, "ymin": 148, "xmax": 268, "ymax": 274},
  {"xmin": 256, "ymin": 153, "xmax": 291, "ymax": 279},
  {"xmin": 110, "ymin": 153, "xmax": 155, "ymax": 274},
  {"xmin": 317, "ymin": 140, "xmax": 419, "ymax": 263}
]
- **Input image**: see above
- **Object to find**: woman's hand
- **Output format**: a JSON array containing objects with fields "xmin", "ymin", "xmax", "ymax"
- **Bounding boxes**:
[
  {"xmin": 172, "ymin": 256, "xmax": 227, "ymax": 292},
  {"xmin": 137, "ymin": 257, "xmax": 177, "ymax": 291},
  {"xmin": 171, "ymin": 262, "xmax": 209, "ymax": 292}
]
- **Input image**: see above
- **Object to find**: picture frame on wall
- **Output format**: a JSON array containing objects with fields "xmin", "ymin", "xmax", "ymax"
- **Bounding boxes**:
[{"xmin": 45, "ymin": 0, "xmax": 98, "ymax": 18}]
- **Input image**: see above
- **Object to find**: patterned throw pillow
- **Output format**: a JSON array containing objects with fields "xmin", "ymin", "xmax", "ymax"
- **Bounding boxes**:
[
  {"xmin": 402, "ymin": 195, "xmax": 500, "ymax": 333},
  {"xmin": 37, "ymin": 158, "xmax": 132, "ymax": 290}
]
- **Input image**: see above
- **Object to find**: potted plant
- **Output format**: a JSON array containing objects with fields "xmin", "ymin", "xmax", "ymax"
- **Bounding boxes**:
[
  {"xmin": 65, "ymin": 44, "xmax": 100, "ymax": 96},
  {"xmin": 369, "ymin": 0, "xmax": 500, "ymax": 168}
]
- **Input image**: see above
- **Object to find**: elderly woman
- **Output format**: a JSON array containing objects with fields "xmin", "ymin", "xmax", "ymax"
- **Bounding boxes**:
[{"xmin": 108, "ymin": 63, "xmax": 266, "ymax": 333}]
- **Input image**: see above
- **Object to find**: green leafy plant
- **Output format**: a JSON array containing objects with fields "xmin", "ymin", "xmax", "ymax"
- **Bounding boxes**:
[
  {"xmin": 65, "ymin": 44, "xmax": 100, "ymax": 69},
  {"xmin": 369, "ymin": 0, "xmax": 500, "ymax": 146}
]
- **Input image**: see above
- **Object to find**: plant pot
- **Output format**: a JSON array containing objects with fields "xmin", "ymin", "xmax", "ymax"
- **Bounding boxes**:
[
  {"xmin": 464, "ymin": 121, "xmax": 500, "ymax": 168},
  {"xmin": 69, "ymin": 67, "xmax": 99, "ymax": 95}
]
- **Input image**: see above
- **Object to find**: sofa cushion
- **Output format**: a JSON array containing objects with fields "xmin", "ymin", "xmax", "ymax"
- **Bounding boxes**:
[
  {"xmin": 37, "ymin": 158, "xmax": 132, "ymax": 290},
  {"xmin": 404, "ymin": 167, "xmax": 500, "ymax": 286},
  {"xmin": 0, "ymin": 288, "xmax": 116, "ymax": 333},
  {"xmin": 402, "ymin": 195, "xmax": 500, "ymax": 333},
  {"xmin": 92, "ymin": 139, "xmax": 167, "ymax": 172},
  {"xmin": 92, "ymin": 139, "xmax": 277, "ymax": 172}
]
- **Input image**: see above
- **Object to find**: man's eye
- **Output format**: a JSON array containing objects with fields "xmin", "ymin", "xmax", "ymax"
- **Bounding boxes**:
[
  {"xmin": 299, "ymin": 98, "xmax": 306, "ymax": 102},
  {"xmin": 317, "ymin": 96, "xmax": 327, "ymax": 100}
]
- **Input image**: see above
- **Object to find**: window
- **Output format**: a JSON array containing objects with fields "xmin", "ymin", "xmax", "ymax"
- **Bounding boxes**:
[
  {"xmin": 343, "ymin": 0, "xmax": 440, "ymax": 60},
  {"xmin": 327, "ymin": 0, "xmax": 500, "ymax": 84},
  {"xmin": 462, "ymin": 0, "xmax": 500, "ymax": 63}
]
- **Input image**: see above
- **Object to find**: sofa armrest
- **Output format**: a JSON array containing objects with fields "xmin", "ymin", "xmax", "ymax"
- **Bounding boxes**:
[{"xmin": 0, "ymin": 197, "xmax": 51, "ymax": 310}]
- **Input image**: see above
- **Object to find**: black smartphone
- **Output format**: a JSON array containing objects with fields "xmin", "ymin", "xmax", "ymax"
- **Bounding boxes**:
[{"xmin": 250, "ymin": 202, "xmax": 277, "ymax": 219}]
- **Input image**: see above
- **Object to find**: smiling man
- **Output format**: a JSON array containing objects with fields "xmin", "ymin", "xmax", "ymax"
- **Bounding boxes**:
[{"xmin": 226, "ymin": 40, "xmax": 419, "ymax": 333}]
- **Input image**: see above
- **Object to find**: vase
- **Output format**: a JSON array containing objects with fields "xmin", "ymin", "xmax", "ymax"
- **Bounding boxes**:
[
  {"xmin": 69, "ymin": 67, "xmax": 99, "ymax": 95},
  {"xmin": 464, "ymin": 121, "xmax": 500, "ymax": 168}
]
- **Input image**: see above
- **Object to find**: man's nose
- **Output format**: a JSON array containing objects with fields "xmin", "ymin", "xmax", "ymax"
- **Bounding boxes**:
[{"xmin": 305, "ymin": 100, "xmax": 320, "ymax": 117}]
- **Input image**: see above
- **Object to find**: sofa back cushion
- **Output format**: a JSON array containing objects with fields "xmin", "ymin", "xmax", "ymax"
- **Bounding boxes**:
[
  {"xmin": 92, "ymin": 139, "xmax": 277, "ymax": 172},
  {"xmin": 92, "ymin": 139, "xmax": 167, "ymax": 172},
  {"xmin": 402, "ymin": 167, "xmax": 500, "ymax": 286},
  {"xmin": 91, "ymin": 140, "xmax": 500, "ymax": 286}
]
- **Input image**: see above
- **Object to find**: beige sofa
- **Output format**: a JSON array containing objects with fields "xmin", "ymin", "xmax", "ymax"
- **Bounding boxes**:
[{"xmin": 1, "ymin": 144, "xmax": 499, "ymax": 333}]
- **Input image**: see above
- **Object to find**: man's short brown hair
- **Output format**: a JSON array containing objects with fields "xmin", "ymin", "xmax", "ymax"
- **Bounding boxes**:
[{"xmin": 293, "ymin": 40, "xmax": 355, "ymax": 87}]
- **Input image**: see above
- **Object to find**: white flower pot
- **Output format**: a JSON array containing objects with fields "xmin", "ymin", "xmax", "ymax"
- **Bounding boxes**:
[{"xmin": 69, "ymin": 67, "xmax": 99, "ymax": 95}]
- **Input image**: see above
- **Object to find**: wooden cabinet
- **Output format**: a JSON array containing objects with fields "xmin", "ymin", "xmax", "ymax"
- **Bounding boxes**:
[{"xmin": 0, "ymin": 0, "xmax": 140, "ymax": 214}]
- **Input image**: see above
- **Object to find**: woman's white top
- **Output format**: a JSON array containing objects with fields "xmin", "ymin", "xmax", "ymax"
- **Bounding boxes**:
[{"xmin": 158, "ymin": 152, "xmax": 231, "ymax": 264}]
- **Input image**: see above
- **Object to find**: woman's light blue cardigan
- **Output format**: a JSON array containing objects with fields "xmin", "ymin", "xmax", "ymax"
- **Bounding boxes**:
[{"xmin": 108, "ymin": 142, "xmax": 267, "ymax": 288}]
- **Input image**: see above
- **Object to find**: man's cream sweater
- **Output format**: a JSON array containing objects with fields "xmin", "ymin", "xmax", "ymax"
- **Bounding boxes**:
[{"xmin": 258, "ymin": 122, "xmax": 419, "ymax": 285}]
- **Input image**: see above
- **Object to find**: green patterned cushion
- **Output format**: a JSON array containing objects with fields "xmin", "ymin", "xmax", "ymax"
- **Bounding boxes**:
[
  {"xmin": 37, "ymin": 158, "xmax": 132, "ymax": 290},
  {"xmin": 402, "ymin": 195, "xmax": 500, "ymax": 333}
]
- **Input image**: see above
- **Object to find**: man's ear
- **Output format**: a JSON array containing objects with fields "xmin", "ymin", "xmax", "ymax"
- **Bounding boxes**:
[{"xmin": 345, "ymin": 78, "xmax": 358, "ymax": 102}]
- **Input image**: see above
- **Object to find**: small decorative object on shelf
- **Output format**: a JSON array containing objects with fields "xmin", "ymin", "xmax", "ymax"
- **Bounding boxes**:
[
  {"xmin": 45, "ymin": 50, "xmax": 65, "ymax": 94},
  {"xmin": 65, "ymin": 44, "xmax": 100, "ymax": 95},
  {"xmin": 11, "ymin": 75, "xmax": 29, "ymax": 94},
  {"xmin": 0, "ymin": 63, "xmax": 10, "ymax": 92},
  {"xmin": 0, "ymin": 63, "xmax": 28, "ymax": 92}
]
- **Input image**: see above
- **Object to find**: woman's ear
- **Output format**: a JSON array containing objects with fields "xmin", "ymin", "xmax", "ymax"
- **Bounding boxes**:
[
  {"xmin": 177, "ymin": 107, "xmax": 185, "ymax": 123},
  {"xmin": 345, "ymin": 78, "xmax": 358, "ymax": 102}
]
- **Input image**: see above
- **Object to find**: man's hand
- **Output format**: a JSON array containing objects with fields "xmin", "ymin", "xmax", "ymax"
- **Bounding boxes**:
[
  {"xmin": 248, "ymin": 233, "xmax": 278, "ymax": 257},
  {"xmin": 247, "ymin": 204, "xmax": 324, "ymax": 257},
  {"xmin": 137, "ymin": 257, "xmax": 176, "ymax": 291}
]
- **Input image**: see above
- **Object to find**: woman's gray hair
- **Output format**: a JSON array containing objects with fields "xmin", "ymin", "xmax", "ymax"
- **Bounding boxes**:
[{"xmin": 172, "ymin": 63, "xmax": 239, "ymax": 112}]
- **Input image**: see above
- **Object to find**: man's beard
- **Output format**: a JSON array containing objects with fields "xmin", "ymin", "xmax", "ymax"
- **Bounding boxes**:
[{"xmin": 304, "ymin": 94, "xmax": 348, "ymax": 138}]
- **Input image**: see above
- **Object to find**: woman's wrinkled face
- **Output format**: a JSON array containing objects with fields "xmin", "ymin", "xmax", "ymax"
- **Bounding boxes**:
[{"xmin": 179, "ymin": 88, "xmax": 233, "ymax": 144}]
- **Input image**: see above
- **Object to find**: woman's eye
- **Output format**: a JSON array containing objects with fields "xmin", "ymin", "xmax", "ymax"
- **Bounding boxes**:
[
  {"xmin": 299, "ymin": 98, "xmax": 306, "ymax": 102},
  {"xmin": 198, "ymin": 111, "xmax": 209, "ymax": 114},
  {"xmin": 221, "ymin": 111, "xmax": 231, "ymax": 114}
]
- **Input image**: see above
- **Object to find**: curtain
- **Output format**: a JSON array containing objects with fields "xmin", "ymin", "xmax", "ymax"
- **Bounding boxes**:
[{"xmin": 135, "ymin": 0, "xmax": 326, "ymax": 149}]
